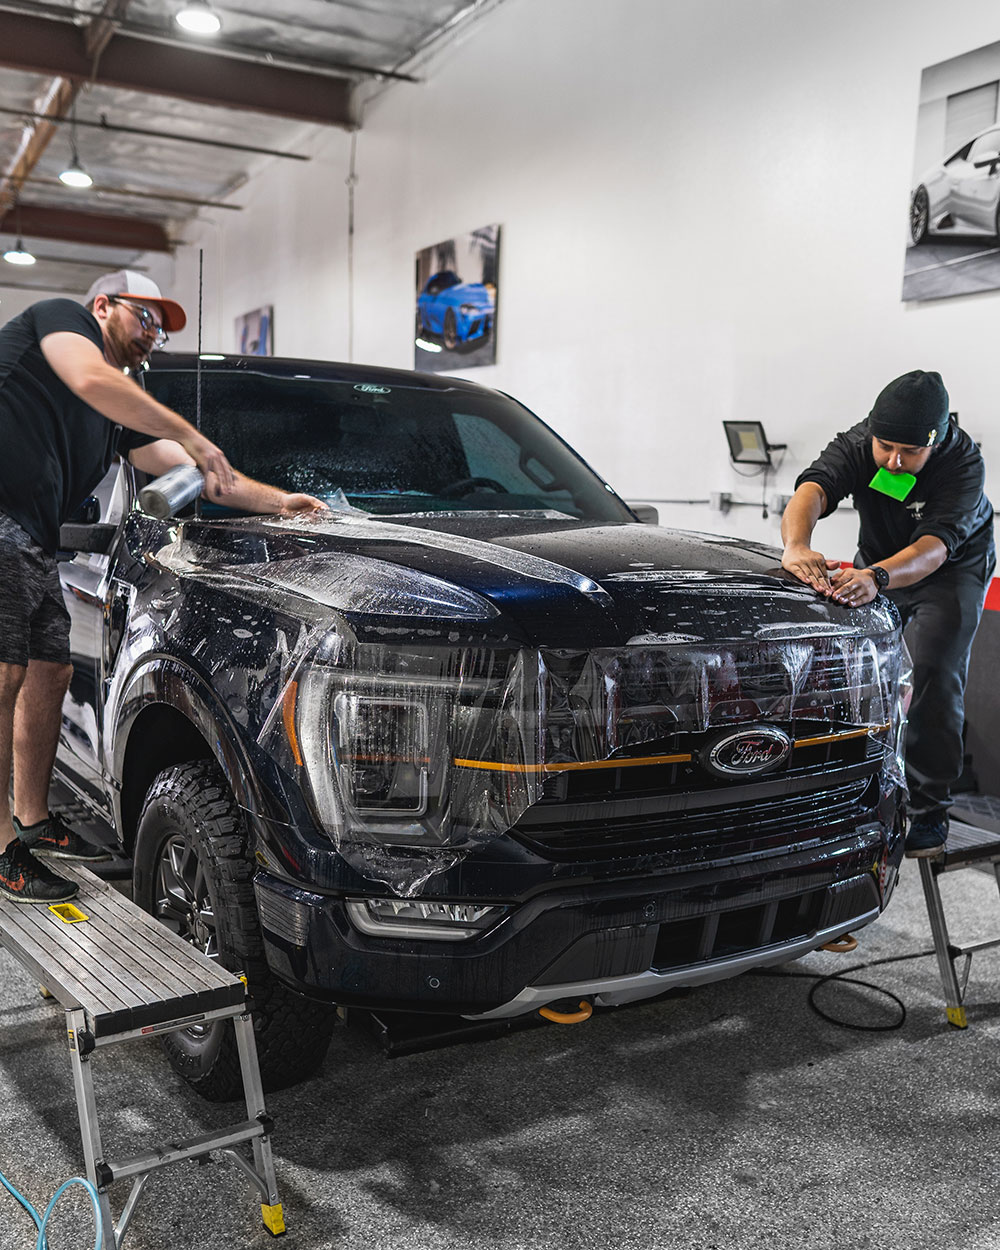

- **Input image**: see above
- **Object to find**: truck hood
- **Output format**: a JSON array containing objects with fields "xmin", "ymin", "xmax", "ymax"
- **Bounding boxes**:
[{"xmin": 158, "ymin": 509, "xmax": 898, "ymax": 648}]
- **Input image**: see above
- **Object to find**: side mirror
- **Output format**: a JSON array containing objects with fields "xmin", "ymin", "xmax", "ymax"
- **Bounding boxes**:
[
  {"xmin": 57, "ymin": 522, "xmax": 116, "ymax": 556},
  {"xmin": 628, "ymin": 502, "xmax": 659, "ymax": 525},
  {"xmin": 972, "ymin": 153, "xmax": 1000, "ymax": 172}
]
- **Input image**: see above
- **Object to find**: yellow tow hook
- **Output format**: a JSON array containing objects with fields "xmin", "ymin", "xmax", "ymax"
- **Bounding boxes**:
[
  {"xmin": 820, "ymin": 933, "xmax": 859, "ymax": 954},
  {"xmin": 538, "ymin": 999, "xmax": 594, "ymax": 1024}
]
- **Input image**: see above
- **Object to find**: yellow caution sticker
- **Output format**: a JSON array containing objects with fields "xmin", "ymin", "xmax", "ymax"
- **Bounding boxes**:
[
  {"xmin": 49, "ymin": 902, "xmax": 88, "ymax": 924},
  {"xmin": 261, "ymin": 1203, "xmax": 286, "ymax": 1235}
]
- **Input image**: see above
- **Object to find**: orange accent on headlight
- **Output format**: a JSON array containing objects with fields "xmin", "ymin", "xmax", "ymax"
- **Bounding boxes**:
[{"xmin": 283, "ymin": 680, "xmax": 303, "ymax": 767}]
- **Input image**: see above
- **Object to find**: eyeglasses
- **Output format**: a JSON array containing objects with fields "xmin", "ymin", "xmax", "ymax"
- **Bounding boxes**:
[{"xmin": 109, "ymin": 296, "xmax": 168, "ymax": 348}]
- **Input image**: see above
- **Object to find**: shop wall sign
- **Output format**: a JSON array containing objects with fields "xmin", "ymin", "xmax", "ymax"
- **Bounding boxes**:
[
  {"xmin": 414, "ymin": 224, "xmax": 500, "ymax": 371},
  {"xmin": 905, "ymin": 40, "xmax": 1000, "ymax": 301}
]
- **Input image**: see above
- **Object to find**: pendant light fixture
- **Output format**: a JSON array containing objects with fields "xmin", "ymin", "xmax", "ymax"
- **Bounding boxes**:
[
  {"xmin": 3, "ymin": 193, "xmax": 35, "ymax": 265},
  {"xmin": 175, "ymin": 0, "xmax": 222, "ymax": 34},
  {"xmin": 59, "ymin": 105, "xmax": 93, "ymax": 188}
]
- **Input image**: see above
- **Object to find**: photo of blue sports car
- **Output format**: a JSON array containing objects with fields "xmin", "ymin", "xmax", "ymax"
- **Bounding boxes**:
[{"xmin": 416, "ymin": 270, "xmax": 495, "ymax": 350}]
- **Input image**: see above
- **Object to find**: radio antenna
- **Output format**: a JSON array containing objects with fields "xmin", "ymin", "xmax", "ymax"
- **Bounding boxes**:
[{"xmin": 194, "ymin": 249, "xmax": 204, "ymax": 520}]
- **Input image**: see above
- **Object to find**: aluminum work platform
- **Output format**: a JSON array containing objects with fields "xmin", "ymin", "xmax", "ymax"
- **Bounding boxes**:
[
  {"xmin": 0, "ymin": 862, "xmax": 284, "ymax": 1248},
  {"xmin": 917, "ymin": 813, "xmax": 1000, "ymax": 1029}
]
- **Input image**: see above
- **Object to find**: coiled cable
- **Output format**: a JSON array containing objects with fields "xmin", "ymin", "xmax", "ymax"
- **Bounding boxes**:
[{"xmin": 0, "ymin": 1169, "xmax": 103, "ymax": 1249}]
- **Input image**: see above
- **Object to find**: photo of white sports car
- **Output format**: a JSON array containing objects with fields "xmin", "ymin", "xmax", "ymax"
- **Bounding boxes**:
[{"xmin": 910, "ymin": 124, "xmax": 1000, "ymax": 244}]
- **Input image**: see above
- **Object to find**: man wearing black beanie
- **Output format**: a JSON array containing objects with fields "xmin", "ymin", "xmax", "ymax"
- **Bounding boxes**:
[{"xmin": 780, "ymin": 370, "xmax": 995, "ymax": 857}]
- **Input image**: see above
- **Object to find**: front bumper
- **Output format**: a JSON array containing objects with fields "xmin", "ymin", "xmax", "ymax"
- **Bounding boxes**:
[{"xmin": 254, "ymin": 822, "xmax": 901, "ymax": 1017}]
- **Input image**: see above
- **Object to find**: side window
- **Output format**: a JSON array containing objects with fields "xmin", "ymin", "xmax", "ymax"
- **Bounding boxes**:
[{"xmin": 967, "ymin": 128, "xmax": 1000, "ymax": 163}]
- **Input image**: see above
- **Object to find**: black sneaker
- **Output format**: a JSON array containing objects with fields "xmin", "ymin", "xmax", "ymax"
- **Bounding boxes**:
[
  {"xmin": 905, "ymin": 813, "xmax": 949, "ymax": 858},
  {"xmin": 0, "ymin": 838, "xmax": 79, "ymax": 904},
  {"xmin": 14, "ymin": 812, "xmax": 111, "ymax": 863}
]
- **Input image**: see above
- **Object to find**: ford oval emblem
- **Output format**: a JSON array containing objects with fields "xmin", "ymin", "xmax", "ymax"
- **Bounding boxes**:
[
  {"xmin": 354, "ymin": 383, "xmax": 391, "ymax": 394},
  {"xmin": 700, "ymin": 725, "xmax": 792, "ymax": 779}
]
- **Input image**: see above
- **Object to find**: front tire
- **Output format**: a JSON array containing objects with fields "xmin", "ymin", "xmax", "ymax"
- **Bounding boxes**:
[
  {"xmin": 443, "ymin": 308, "xmax": 459, "ymax": 350},
  {"xmin": 910, "ymin": 185, "xmax": 929, "ymax": 245},
  {"xmin": 133, "ymin": 760, "xmax": 336, "ymax": 1101}
]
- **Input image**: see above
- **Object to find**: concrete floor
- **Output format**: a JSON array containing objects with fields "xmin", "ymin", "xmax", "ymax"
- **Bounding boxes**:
[{"xmin": 2, "ymin": 853, "xmax": 1000, "ymax": 1250}]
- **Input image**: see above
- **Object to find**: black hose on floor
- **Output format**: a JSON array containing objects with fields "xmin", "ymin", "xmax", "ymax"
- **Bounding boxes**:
[{"xmin": 751, "ymin": 948, "xmax": 938, "ymax": 1031}]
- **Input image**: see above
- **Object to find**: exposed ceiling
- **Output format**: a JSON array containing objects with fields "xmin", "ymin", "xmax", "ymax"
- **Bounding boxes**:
[{"xmin": 0, "ymin": 0, "xmax": 502, "ymax": 295}]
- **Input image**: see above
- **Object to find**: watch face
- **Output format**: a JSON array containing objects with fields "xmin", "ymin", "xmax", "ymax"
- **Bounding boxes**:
[{"xmin": 871, "ymin": 565, "xmax": 890, "ymax": 590}]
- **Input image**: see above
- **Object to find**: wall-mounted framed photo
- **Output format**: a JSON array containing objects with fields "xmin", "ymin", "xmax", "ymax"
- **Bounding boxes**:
[
  {"xmin": 235, "ymin": 305, "xmax": 273, "ymax": 355},
  {"xmin": 415, "ymin": 224, "xmax": 500, "ymax": 371},
  {"xmin": 905, "ymin": 41, "xmax": 1000, "ymax": 301}
]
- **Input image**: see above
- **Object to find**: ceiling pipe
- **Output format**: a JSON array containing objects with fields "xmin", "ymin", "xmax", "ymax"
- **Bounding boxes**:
[
  {"xmin": 11, "ymin": 173, "xmax": 242, "ymax": 210},
  {"xmin": 0, "ymin": 105, "xmax": 310, "ymax": 161}
]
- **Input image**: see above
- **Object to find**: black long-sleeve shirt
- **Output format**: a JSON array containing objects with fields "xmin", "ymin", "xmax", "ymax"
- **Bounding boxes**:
[{"xmin": 795, "ymin": 417, "xmax": 994, "ymax": 574}]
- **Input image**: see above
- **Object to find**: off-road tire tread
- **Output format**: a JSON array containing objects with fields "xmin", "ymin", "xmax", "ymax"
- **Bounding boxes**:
[{"xmin": 135, "ymin": 760, "xmax": 335, "ymax": 1100}]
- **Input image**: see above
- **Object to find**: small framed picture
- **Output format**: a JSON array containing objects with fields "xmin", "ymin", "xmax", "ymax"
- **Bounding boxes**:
[
  {"xmin": 235, "ymin": 305, "xmax": 273, "ymax": 355},
  {"xmin": 415, "ymin": 224, "xmax": 500, "ymax": 370}
]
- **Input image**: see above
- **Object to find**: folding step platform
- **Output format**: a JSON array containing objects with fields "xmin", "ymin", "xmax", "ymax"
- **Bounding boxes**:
[
  {"xmin": 917, "ymin": 813, "xmax": 1000, "ymax": 1029},
  {"xmin": 0, "ymin": 862, "xmax": 284, "ymax": 1248}
]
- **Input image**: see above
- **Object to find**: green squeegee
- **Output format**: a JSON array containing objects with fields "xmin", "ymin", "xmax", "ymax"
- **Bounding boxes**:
[{"xmin": 869, "ymin": 466, "xmax": 916, "ymax": 501}]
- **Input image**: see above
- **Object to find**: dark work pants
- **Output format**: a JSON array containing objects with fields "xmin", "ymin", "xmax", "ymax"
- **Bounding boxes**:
[{"xmin": 887, "ymin": 551, "xmax": 994, "ymax": 819}]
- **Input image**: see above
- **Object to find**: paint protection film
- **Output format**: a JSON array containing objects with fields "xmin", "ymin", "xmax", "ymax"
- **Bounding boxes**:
[{"xmin": 261, "ymin": 619, "xmax": 907, "ymax": 895}]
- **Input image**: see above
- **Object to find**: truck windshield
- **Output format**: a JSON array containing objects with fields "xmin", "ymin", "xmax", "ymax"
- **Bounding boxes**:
[{"xmin": 143, "ymin": 366, "xmax": 633, "ymax": 522}]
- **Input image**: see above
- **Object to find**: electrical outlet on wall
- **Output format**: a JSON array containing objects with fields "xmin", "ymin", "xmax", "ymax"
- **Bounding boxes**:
[{"xmin": 709, "ymin": 492, "xmax": 732, "ymax": 513}]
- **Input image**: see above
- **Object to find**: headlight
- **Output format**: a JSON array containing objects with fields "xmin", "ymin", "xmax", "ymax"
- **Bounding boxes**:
[
  {"xmin": 291, "ymin": 645, "xmax": 540, "ymax": 846},
  {"xmin": 333, "ymin": 693, "xmax": 430, "ymax": 816}
]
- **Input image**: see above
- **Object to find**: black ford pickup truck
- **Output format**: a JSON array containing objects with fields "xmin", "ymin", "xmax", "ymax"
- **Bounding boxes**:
[{"xmin": 55, "ymin": 353, "xmax": 907, "ymax": 1098}]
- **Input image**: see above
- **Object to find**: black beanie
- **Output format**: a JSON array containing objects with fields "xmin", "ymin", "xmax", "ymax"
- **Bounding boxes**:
[{"xmin": 868, "ymin": 370, "xmax": 950, "ymax": 447}]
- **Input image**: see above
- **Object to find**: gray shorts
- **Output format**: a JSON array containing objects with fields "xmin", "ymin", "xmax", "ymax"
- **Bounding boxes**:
[{"xmin": 0, "ymin": 513, "xmax": 71, "ymax": 667}]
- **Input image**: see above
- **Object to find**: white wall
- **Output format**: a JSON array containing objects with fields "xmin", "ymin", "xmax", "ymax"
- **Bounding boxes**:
[
  {"xmin": 0, "ymin": 284, "xmax": 71, "ymax": 321},
  {"xmin": 11, "ymin": 0, "xmax": 1000, "ymax": 563}
]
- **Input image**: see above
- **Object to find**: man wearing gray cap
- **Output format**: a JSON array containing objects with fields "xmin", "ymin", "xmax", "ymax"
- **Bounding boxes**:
[
  {"xmin": 781, "ymin": 370, "xmax": 995, "ymax": 857},
  {"xmin": 0, "ymin": 271, "xmax": 323, "ymax": 903}
]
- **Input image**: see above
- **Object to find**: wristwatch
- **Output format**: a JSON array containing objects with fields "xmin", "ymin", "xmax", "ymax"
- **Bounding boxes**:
[{"xmin": 866, "ymin": 565, "xmax": 890, "ymax": 591}]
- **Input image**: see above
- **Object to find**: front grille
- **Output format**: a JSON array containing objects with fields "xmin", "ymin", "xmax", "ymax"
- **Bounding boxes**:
[
  {"xmin": 515, "ymin": 773, "xmax": 875, "ymax": 861},
  {"xmin": 544, "ymin": 730, "xmax": 876, "ymax": 805}
]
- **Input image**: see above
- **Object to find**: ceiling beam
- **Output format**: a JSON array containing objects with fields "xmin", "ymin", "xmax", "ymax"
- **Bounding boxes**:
[
  {"xmin": 0, "ymin": 12, "xmax": 357, "ymax": 127},
  {"xmin": 0, "ymin": 76, "xmax": 77, "ymax": 218},
  {"xmin": 0, "ymin": 202, "xmax": 171, "ymax": 251},
  {"xmin": 0, "ymin": 0, "xmax": 130, "ymax": 218}
]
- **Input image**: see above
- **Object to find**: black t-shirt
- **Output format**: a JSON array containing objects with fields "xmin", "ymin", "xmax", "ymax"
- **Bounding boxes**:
[
  {"xmin": 0, "ymin": 299, "xmax": 153, "ymax": 552},
  {"xmin": 795, "ymin": 417, "xmax": 995, "ymax": 575}
]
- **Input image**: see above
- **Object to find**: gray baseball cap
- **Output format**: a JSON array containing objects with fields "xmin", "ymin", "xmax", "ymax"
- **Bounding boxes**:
[{"xmin": 83, "ymin": 269, "xmax": 187, "ymax": 332}]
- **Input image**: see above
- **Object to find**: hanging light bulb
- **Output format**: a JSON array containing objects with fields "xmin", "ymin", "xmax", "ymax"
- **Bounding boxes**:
[
  {"xmin": 3, "ymin": 193, "xmax": 36, "ymax": 264},
  {"xmin": 59, "ymin": 155, "xmax": 93, "ymax": 188},
  {"xmin": 3, "ymin": 240, "xmax": 36, "ymax": 265},
  {"xmin": 59, "ymin": 105, "xmax": 93, "ymax": 187},
  {"xmin": 175, "ymin": 0, "xmax": 222, "ymax": 34}
]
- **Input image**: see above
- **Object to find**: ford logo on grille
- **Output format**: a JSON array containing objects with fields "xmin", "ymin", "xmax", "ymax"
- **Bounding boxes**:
[{"xmin": 700, "ymin": 725, "xmax": 792, "ymax": 779}]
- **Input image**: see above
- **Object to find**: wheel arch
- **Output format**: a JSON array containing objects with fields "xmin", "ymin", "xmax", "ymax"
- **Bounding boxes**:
[{"xmin": 112, "ymin": 657, "xmax": 265, "ymax": 855}]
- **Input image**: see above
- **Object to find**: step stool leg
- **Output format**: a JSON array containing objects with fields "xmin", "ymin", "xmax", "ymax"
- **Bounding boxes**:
[
  {"xmin": 233, "ymin": 1012, "xmax": 284, "ymax": 1236},
  {"xmin": 66, "ymin": 1009, "xmax": 118, "ymax": 1248},
  {"xmin": 917, "ymin": 859, "xmax": 967, "ymax": 1028}
]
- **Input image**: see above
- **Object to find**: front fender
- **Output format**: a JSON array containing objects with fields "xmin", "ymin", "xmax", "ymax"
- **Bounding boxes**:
[{"xmin": 108, "ymin": 654, "xmax": 266, "ymax": 843}]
